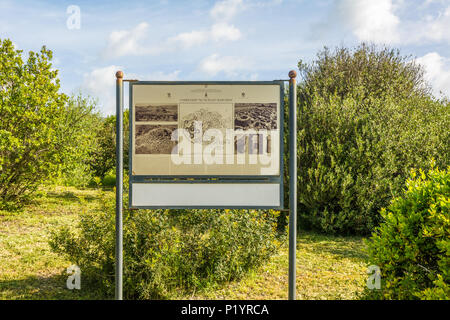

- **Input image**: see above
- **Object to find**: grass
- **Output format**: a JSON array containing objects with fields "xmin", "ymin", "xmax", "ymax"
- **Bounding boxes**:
[
  {"xmin": 0, "ymin": 185, "xmax": 106, "ymax": 300},
  {"xmin": 0, "ymin": 186, "xmax": 369, "ymax": 300},
  {"xmin": 183, "ymin": 233, "xmax": 368, "ymax": 300}
]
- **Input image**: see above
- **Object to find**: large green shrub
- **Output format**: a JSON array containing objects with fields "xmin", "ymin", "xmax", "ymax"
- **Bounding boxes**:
[
  {"xmin": 0, "ymin": 39, "xmax": 101, "ymax": 204},
  {"xmin": 364, "ymin": 165, "xmax": 449, "ymax": 300},
  {"xmin": 49, "ymin": 193, "xmax": 282, "ymax": 299},
  {"xmin": 0, "ymin": 39, "xmax": 68, "ymax": 206},
  {"xmin": 88, "ymin": 110, "xmax": 129, "ymax": 181},
  {"xmin": 54, "ymin": 94, "xmax": 102, "ymax": 187},
  {"xmin": 295, "ymin": 44, "xmax": 450, "ymax": 234}
]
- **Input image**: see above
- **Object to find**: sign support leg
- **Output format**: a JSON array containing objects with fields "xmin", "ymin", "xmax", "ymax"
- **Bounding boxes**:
[
  {"xmin": 115, "ymin": 71, "xmax": 124, "ymax": 300},
  {"xmin": 288, "ymin": 70, "xmax": 297, "ymax": 300}
]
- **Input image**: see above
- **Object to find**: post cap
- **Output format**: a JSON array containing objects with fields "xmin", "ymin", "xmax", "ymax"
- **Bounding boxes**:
[
  {"xmin": 116, "ymin": 71, "xmax": 124, "ymax": 79},
  {"xmin": 288, "ymin": 70, "xmax": 297, "ymax": 79}
]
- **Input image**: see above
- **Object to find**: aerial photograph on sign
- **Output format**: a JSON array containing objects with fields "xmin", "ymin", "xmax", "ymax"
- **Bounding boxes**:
[
  {"xmin": 234, "ymin": 103, "xmax": 277, "ymax": 130},
  {"xmin": 234, "ymin": 103, "xmax": 277, "ymax": 154},
  {"xmin": 135, "ymin": 104, "xmax": 178, "ymax": 122},
  {"xmin": 135, "ymin": 124, "xmax": 177, "ymax": 154},
  {"xmin": 234, "ymin": 132, "xmax": 272, "ymax": 155}
]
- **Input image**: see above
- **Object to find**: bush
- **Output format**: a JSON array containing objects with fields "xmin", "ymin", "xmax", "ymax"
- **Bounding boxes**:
[
  {"xmin": 54, "ymin": 94, "xmax": 101, "ymax": 187},
  {"xmin": 0, "ymin": 39, "xmax": 68, "ymax": 207},
  {"xmin": 101, "ymin": 170, "xmax": 116, "ymax": 187},
  {"xmin": 295, "ymin": 44, "xmax": 450, "ymax": 234},
  {"xmin": 363, "ymin": 165, "xmax": 449, "ymax": 300},
  {"xmin": 49, "ymin": 193, "xmax": 282, "ymax": 299},
  {"xmin": 87, "ymin": 110, "xmax": 129, "ymax": 181},
  {"xmin": 0, "ymin": 39, "xmax": 100, "ymax": 205}
]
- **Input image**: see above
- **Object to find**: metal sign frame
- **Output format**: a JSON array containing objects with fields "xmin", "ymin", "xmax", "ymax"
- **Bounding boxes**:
[
  {"xmin": 115, "ymin": 71, "xmax": 298, "ymax": 301},
  {"xmin": 128, "ymin": 81, "xmax": 285, "ymax": 210}
]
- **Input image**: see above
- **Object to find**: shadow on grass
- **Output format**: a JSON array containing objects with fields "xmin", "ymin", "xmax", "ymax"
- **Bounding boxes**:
[
  {"xmin": 0, "ymin": 273, "xmax": 107, "ymax": 300},
  {"xmin": 297, "ymin": 230, "xmax": 369, "ymax": 261},
  {"xmin": 44, "ymin": 191, "xmax": 98, "ymax": 203}
]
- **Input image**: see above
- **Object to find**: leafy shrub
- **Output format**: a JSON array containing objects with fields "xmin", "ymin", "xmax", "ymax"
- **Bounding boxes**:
[
  {"xmin": 0, "ymin": 39, "xmax": 68, "ymax": 207},
  {"xmin": 0, "ymin": 39, "xmax": 100, "ymax": 205},
  {"xmin": 101, "ymin": 170, "xmax": 116, "ymax": 187},
  {"xmin": 49, "ymin": 193, "xmax": 282, "ymax": 299},
  {"xmin": 363, "ymin": 165, "xmax": 449, "ymax": 299},
  {"xmin": 295, "ymin": 44, "xmax": 450, "ymax": 234},
  {"xmin": 54, "ymin": 94, "xmax": 101, "ymax": 187},
  {"xmin": 87, "ymin": 110, "xmax": 129, "ymax": 181}
]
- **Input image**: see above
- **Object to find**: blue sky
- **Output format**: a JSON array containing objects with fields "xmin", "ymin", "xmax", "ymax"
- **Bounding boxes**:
[{"xmin": 1, "ymin": 0, "xmax": 449, "ymax": 114}]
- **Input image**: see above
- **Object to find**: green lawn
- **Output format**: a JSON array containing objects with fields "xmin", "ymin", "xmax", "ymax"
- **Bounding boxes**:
[{"xmin": 0, "ymin": 186, "xmax": 368, "ymax": 300}]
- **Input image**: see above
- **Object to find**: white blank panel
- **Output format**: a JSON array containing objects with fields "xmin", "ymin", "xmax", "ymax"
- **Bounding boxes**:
[{"xmin": 131, "ymin": 183, "xmax": 280, "ymax": 207}]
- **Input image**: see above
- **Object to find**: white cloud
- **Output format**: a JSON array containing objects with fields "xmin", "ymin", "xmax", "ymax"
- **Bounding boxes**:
[
  {"xmin": 210, "ymin": 0, "xmax": 244, "ymax": 21},
  {"xmin": 415, "ymin": 6, "xmax": 450, "ymax": 43},
  {"xmin": 255, "ymin": 0, "xmax": 283, "ymax": 6},
  {"xmin": 416, "ymin": 52, "xmax": 450, "ymax": 98},
  {"xmin": 210, "ymin": 23, "xmax": 241, "ymax": 41},
  {"xmin": 332, "ymin": 0, "xmax": 450, "ymax": 45},
  {"xmin": 336, "ymin": 0, "xmax": 401, "ymax": 44},
  {"xmin": 102, "ymin": 22, "xmax": 163, "ymax": 59},
  {"xmin": 168, "ymin": 23, "xmax": 241, "ymax": 48},
  {"xmin": 143, "ymin": 70, "xmax": 181, "ymax": 81},
  {"xmin": 101, "ymin": 0, "xmax": 247, "ymax": 58},
  {"xmin": 82, "ymin": 66, "xmax": 181, "ymax": 115},
  {"xmin": 168, "ymin": 0, "xmax": 244, "ymax": 49},
  {"xmin": 199, "ymin": 53, "xmax": 247, "ymax": 76},
  {"xmin": 209, "ymin": 0, "xmax": 282, "ymax": 20},
  {"xmin": 423, "ymin": 0, "xmax": 450, "ymax": 5},
  {"xmin": 169, "ymin": 30, "xmax": 208, "ymax": 48},
  {"xmin": 250, "ymin": 73, "xmax": 259, "ymax": 81},
  {"xmin": 82, "ymin": 65, "xmax": 122, "ymax": 115},
  {"xmin": 105, "ymin": 11, "xmax": 242, "ymax": 56}
]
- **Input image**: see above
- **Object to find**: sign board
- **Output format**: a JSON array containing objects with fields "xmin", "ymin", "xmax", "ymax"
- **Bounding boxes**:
[{"xmin": 129, "ymin": 81, "xmax": 284, "ymax": 209}]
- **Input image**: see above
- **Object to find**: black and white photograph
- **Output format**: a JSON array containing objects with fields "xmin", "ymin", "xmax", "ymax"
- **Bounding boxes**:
[
  {"xmin": 234, "ymin": 103, "xmax": 277, "ymax": 130},
  {"xmin": 234, "ymin": 133, "xmax": 272, "ymax": 155},
  {"xmin": 135, "ymin": 104, "xmax": 178, "ymax": 122},
  {"xmin": 135, "ymin": 124, "xmax": 177, "ymax": 154}
]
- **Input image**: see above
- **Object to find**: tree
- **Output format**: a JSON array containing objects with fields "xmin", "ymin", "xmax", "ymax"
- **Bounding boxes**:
[
  {"xmin": 87, "ymin": 109, "xmax": 129, "ymax": 181},
  {"xmin": 297, "ymin": 44, "xmax": 430, "ymax": 103},
  {"xmin": 294, "ymin": 44, "xmax": 450, "ymax": 234},
  {"xmin": 0, "ymin": 39, "xmax": 92, "ymax": 207},
  {"xmin": 56, "ymin": 93, "xmax": 101, "ymax": 187}
]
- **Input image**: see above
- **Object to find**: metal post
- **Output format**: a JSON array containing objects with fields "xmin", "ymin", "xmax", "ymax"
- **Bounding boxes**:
[
  {"xmin": 115, "ymin": 70, "xmax": 124, "ymax": 300},
  {"xmin": 288, "ymin": 70, "xmax": 297, "ymax": 300}
]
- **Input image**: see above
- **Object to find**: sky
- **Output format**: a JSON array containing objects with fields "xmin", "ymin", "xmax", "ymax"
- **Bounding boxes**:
[{"xmin": 0, "ymin": 0, "xmax": 449, "ymax": 115}]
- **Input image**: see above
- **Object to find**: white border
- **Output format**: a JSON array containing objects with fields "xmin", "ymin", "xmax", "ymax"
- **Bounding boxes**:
[{"xmin": 131, "ymin": 183, "xmax": 281, "ymax": 207}]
